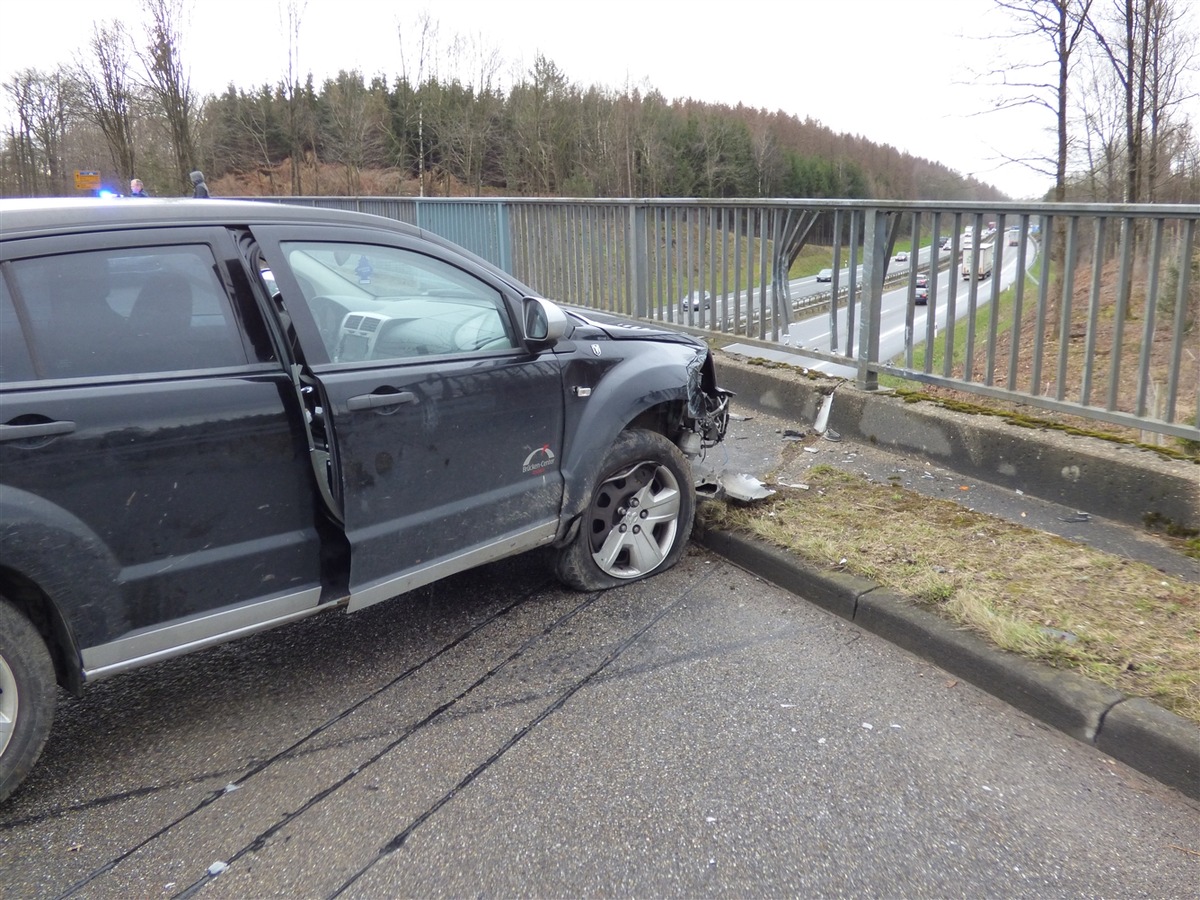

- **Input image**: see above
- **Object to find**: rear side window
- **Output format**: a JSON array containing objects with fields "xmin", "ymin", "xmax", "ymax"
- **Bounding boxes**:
[{"xmin": 10, "ymin": 246, "xmax": 248, "ymax": 379}]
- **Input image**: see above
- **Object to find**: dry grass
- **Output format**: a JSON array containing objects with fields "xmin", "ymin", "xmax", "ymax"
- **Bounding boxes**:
[{"xmin": 698, "ymin": 464, "xmax": 1200, "ymax": 723}]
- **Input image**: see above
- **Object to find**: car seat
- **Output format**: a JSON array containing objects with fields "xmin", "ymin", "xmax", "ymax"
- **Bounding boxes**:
[{"xmin": 126, "ymin": 273, "xmax": 196, "ymax": 371}]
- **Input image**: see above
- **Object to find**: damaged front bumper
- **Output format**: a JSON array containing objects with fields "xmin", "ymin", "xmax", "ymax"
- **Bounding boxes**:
[{"xmin": 680, "ymin": 349, "xmax": 732, "ymax": 457}]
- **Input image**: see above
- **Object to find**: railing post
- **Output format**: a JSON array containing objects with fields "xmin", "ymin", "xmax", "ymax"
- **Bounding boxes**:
[
  {"xmin": 629, "ymin": 203, "xmax": 649, "ymax": 319},
  {"xmin": 496, "ymin": 202, "xmax": 513, "ymax": 275},
  {"xmin": 858, "ymin": 206, "xmax": 887, "ymax": 391}
]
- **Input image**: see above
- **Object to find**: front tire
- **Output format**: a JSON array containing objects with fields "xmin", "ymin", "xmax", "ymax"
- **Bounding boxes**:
[
  {"xmin": 0, "ymin": 599, "xmax": 56, "ymax": 804},
  {"xmin": 556, "ymin": 429, "xmax": 695, "ymax": 591}
]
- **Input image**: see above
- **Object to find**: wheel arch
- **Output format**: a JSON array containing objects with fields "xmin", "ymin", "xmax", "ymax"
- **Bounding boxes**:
[
  {"xmin": 0, "ymin": 486, "xmax": 119, "ymax": 695},
  {"xmin": 0, "ymin": 566, "xmax": 81, "ymax": 695},
  {"xmin": 556, "ymin": 346, "xmax": 700, "ymax": 530}
]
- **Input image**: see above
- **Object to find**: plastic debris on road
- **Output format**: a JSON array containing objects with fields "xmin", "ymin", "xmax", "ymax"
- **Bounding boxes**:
[
  {"xmin": 695, "ymin": 472, "xmax": 776, "ymax": 502},
  {"xmin": 1060, "ymin": 512, "xmax": 1092, "ymax": 523},
  {"xmin": 719, "ymin": 473, "xmax": 776, "ymax": 502}
]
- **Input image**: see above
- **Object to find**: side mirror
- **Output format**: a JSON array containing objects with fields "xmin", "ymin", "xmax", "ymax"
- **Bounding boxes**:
[{"xmin": 522, "ymin": 296, "xmax": 568, "ymax": 348}]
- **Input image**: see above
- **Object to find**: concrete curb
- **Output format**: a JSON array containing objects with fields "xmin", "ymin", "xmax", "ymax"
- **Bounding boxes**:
[
  {"xmin": 714, "ymin": 352, "xmax": 1199, "ymax": 533},
  {"xmin": 694, "ymin": 525, "xmax": 1200, "ymax": 801}
]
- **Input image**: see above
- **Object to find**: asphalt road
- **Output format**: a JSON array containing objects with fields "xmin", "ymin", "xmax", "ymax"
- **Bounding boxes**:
[{"xmin": 2, "ymin": 547, "xmax": 1196, "ymax": 897}]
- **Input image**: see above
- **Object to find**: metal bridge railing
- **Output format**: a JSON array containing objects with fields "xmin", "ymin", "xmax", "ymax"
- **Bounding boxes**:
[{"xmin": 251, "ymin": 196, "xmax": 1199, "ymax": 444}]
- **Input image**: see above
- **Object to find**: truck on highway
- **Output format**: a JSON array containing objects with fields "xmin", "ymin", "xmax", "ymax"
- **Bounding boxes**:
[{"xmin": 962, "ymin": 241, "xmax": 994, "ymax": 280}]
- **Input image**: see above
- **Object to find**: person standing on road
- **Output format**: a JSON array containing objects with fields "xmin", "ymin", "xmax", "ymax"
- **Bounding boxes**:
[
  {"xmin": 129, "ymin": 178, "xmax": 148, "ymax": 197},
  {"xmin": 189, "ymin": 170, "xmax": 210, "ymax": 198}
]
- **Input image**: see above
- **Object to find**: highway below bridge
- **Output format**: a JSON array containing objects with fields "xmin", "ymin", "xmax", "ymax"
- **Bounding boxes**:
[{"xmin": 706, "ymin": 238, "xmax": 1032, "ymax": 379}]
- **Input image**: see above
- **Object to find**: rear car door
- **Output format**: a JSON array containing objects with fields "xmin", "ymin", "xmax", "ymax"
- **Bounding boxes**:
[
  {"xmin": 0, "ymin": 228, "xmax": 325, "ymax": 675},
  {"xmin": 251, "ymin": 226, "xmax": 566, "ymax": 610}
]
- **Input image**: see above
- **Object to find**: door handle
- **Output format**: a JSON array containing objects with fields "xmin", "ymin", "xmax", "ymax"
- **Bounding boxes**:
[
  {"xmin": 0, "ymin": 420, "xmax": 76, "ymax": 442},
  {"xmin": 347, "ymin": 391, "xmax": 417, "ymax": 411}
]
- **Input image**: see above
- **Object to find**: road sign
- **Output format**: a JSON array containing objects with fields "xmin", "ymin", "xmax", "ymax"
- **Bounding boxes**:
[{"xmin": 74, "ymin": 170, "xmax": 101, "ymax": 192}]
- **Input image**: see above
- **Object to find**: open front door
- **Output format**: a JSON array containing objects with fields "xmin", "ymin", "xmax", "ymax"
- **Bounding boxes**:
[{"xmin": 254, "ymin": 228, "xmax": 566, "ymax": 611}]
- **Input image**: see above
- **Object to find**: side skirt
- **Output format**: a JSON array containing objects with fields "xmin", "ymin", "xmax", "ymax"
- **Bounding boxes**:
[
  {"xmin": 81, "ymin": 587, "xmax": 325, "ymax": 681},
  {"xmin": 346, "ymin": 520, "xmax": 560, "ymax": 613}
]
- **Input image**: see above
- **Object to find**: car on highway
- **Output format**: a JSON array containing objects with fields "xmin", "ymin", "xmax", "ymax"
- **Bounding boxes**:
[
  {"xmin": 0, "ymin": 198, "xmax": 731, "ymax": 802},
  {"xmin": 816, "ymin": 268, "xmax": 833, "ymax": 282},
  {"xmin": 914, "ymin": 285, "xmax": 930, "ymax": 305},
  {"xmin": 894, "ymin": 251, "xmax": 909, "ymax": 263},
  {"xmin": 915, "ymin": 273, "xmax": 929, "ymax": 289},
  {"xmin": 681, "ymin": 290, "xmax": 712, "ymax": 312}
]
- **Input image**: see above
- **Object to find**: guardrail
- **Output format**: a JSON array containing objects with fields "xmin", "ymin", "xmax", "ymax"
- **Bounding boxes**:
[{"xmin": 252, "ymin": 197, "xmax": 1199, "ymax": 444}]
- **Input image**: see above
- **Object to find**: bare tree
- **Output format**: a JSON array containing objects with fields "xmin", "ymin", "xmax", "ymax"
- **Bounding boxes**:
[
  {"xmin": 279, "ymin": 0, "xmax": 308, "ymax": 194},
  {"xmin": 3, "ymin": 68, "xmax": 79, "ymax": 196},
  {"xmin": 75, "ymin": 20, "xmax": 141, "ymax": 187},
  {"xmin": 138, "ymin": 0, "xmax": 198, "ymax": 191},
  {"xmin": 4, "ymin": 72, "xmax": 43, "ymax": 196},
  {"xmin": 990, "ymin": 0, "xmax": 1096, "ymax": 203},
  {"xmin": 1136, "ymin": 0, "xmax": 1195, "ymax": 202},
  {"xmin": 1077, "ymin": 45, "xmax": 1126, "ymax": 200},
  {"xmin": 433, "ymin": 30, "xmax": 503, "ymax": 195},
  {"xmin": 747, "ymin": 112, "xmax": 783, "ymax": 197},
  {"xmin": 1074, "ymin": 0, "xmax": 1198, "ymax": 204},
  {"xmin": 1086, "ymin": 0, "xmax": 1196, "ymax": 203},
  {"xmin": 1089, "ymin": 0, "xmax": 1148, "ymax": 203},
  {"xmin": 397, "ymin": 11, "xmax": 442, "ymax": 196}
]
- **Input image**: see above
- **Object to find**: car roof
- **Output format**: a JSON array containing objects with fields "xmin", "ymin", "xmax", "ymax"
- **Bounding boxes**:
[
  {"xmin": 0, "ymin": 197, "xmax": 426, "ymax": 240},
  {"xmin": 0, "ymin": 197, "xmax": 538, "ymax": 296}
]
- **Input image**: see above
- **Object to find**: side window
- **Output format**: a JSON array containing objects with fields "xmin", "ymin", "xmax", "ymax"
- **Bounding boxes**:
[
  {"xmin": 278, "ymin": 241, "xmax": 517, "ymax": 363},
  {"xmin": 0, "ymin": 277, "xmax": 35, "ymax": 383},
  {"xmin": 10, "ymin": 246, "xmax": 248, "ymax": 379}
]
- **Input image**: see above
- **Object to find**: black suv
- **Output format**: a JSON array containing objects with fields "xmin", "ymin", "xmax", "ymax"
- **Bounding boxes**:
[{"xmin": 0, "ymin": 199, "xmax": 729, "ymax": 801}]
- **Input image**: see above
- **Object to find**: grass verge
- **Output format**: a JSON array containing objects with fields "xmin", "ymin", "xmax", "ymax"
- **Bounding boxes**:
[{"xmin": 697, "ymin": 463, "xmax": 1200, "ymax": 724}]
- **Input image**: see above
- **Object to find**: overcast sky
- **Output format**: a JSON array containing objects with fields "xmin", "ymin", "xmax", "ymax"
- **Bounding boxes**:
[{"xmin": 0, "ymin": 0, "xmax": 1135, "ymax": 198}]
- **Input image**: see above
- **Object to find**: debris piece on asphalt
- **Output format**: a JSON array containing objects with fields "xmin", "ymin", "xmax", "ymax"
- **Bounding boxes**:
[
  {"xmin": 814, "ymin": 392, "xmax": 834, "ymax": 434},
  {"xmin": 719, "ymin": 472, "xmax": 776, "ymax": 502}
]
